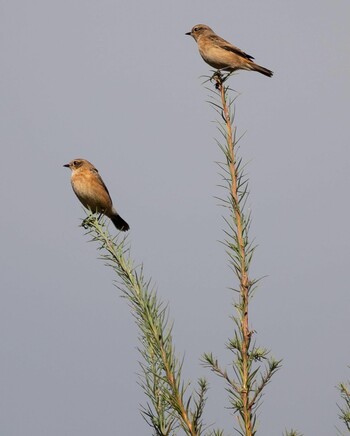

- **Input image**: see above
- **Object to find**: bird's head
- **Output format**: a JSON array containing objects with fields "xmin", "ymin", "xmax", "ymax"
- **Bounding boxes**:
[
  {"xmin": 63, "ymin": 158, "xmax": 91, "ymax": 172},
  {"xmin": 186, "ymin": 24, "xmax": 214, "ymax": 41}
]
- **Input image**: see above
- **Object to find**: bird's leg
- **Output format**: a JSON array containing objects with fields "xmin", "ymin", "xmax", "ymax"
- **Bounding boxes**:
[
  {"xmin": 210, "ymin": 70, "xmax": 222, "ymax": 83},
  {"xmin": 221, "ymin": 72, "xmax": 232, "ymax": 83},
  {"xmin": 211, "ymin": 70, "xmax": 224, "ymax": 89},
  {"xmin": 81, "ymin": 216, "xmax": 92, "ymax": 229},
  {"xmin": 81, "ymin": 211, "xmax": 99, "ymax": 229}
]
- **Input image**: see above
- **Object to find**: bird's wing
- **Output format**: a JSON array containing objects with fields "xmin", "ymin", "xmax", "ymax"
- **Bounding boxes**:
[
  {"xmin": 209, "ymin": 34, "xmax": 255, "ymax": 60},
  {"xmin": 91, "ymin": 167, "xmax": 111, "ymax": 197}
]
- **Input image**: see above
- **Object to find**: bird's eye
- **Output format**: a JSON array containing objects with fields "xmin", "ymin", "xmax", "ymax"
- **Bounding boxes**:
[
  {"xmin": 73, "ymin": 160, "xmax": 78, "ymax": 165},
  {"xmin": 194, "ymin": 27, "xmax": 200, "ymax": 32}
]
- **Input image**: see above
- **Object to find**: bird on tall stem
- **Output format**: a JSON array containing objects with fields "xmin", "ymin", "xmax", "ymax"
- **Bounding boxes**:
[
  {"xmin": 186, "ymin": 24, "xmax": 273, "ymax": 78},
  {"xmin": 64, "ymin": 158, "xmax": 129, "ymax": 231}
]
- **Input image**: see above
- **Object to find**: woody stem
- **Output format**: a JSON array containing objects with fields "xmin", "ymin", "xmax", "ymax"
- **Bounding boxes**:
[{"xmin": 216, "ymin": 74, "xmax": 252, "ymax": 436}]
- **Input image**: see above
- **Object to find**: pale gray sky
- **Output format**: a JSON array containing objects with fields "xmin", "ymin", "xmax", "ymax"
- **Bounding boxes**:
[{"xmin": 1, "ymin": 1, "xmax": 349, "ymax": 435}]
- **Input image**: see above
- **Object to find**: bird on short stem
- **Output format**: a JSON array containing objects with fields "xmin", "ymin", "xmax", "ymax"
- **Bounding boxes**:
[
  {"xmin": 64, "ymin": 158, "xmax": 130, "ymax": 231},
  {"xmin": 186, "ymin": 24, "xmax": 273, "ymax": 78}
]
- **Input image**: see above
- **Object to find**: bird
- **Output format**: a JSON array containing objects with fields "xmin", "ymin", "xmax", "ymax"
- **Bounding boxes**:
[
  {"xmin": 64, "ymin": 158, "xmax": 130, "ymax": 231},
  {"xmin": 186, "ymin": 24, "xmax": 273, "ymax": 77}
]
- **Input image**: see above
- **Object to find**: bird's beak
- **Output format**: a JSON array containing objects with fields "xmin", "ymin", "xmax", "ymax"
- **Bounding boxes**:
[
  {"xmin": 185, "ymin": 31, "xmax": 191, "ymax": 36},
  {"xmin": 63, "ymin": 163, "xmax": 70, "ymax": 168}
]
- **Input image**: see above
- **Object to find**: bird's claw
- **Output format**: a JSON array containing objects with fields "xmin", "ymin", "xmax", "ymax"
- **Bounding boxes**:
[
  {"xmin": 81, "ymin": 215, "xmax": 94, "ymax": 229},
  {"xmin": 210, "ymin": 70, "xmax": 226, "ymax": 89}
]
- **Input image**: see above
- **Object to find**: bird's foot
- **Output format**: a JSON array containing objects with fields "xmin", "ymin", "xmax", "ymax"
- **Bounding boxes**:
[
  {"xmin": 81, "ymin": 217, "xmax": 90, "ymax": 229},
  {"xmin": 81, "ymin": 215, "xmax": 96, "ymax": 229},
  {"xmin": 210, "ymin": 70, "xmax": 232, "ymax": 89},
  {"xmin": 211, "ymin": 70, "xmax": 230, "ymax": 89},
  {"xmin": 210, "ymin": 70, "xmax": 222, "ymax": 88}
]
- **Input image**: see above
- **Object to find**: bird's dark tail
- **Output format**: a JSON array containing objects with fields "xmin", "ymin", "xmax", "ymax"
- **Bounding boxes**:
[
  {"xmin": 250, "ymin": 62, "xmax": 273, "ymax": 77},
  {"xmin": 111, "ymin": 214, "xmax": 130, "ymax": 231}
]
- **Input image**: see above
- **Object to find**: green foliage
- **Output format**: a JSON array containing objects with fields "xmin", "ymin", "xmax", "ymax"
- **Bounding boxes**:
[
  {"xmin": 283, "ymin": 430, "xmax": 303, "ymax": 436},
  {"xmin": 83, "ymin": 215, "xmax": 207, "ymax": 435},
  {"xmin": 79, "ymin": 74, "xmax": 289, "ymax": 435},
  {"xmin": 202, "ymin": 73, "xmax": 281, "ymax": 436},
  {"xmin": 337, "ymin": 374, "xmax": 350, "ymax": 434}
]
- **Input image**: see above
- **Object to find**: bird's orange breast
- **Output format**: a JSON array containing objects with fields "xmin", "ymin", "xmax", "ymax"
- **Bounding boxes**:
[{"xmin": 71, "ymin": 171, "xmax": 112, "ymax": 213}]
